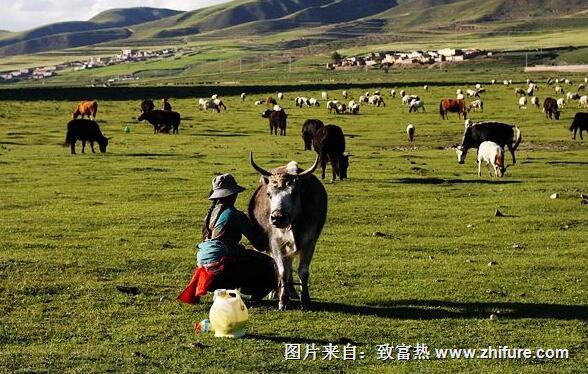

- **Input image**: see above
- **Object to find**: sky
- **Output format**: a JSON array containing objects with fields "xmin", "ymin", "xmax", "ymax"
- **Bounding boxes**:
[{"xmin": 1, "ymin": 0, "xmax": 232, "ymax": 32}]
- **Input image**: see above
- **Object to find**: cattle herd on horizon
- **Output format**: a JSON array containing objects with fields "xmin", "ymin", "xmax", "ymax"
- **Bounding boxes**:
[{"xmin": 65, "ymin": 76, "xmax": 588, "ymax": 177}]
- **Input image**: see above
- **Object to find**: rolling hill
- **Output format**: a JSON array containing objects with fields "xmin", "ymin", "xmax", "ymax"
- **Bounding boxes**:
[
  {"xmin": 0, "ymin": 0, "xmax": 586, "ymax": 58},
  {"xmin": 0, "ymin": 7, "xmax": 182, "ymax": 57}
]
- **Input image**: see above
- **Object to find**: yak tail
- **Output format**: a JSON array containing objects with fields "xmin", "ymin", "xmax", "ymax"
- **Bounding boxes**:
[
  {"xmin": 513, "ymin": 126, "xmax": 522, "ymax": 151},
  {"xmin": 439, "ymin": 101, "xmax": 444, "ymax": 119},
  {"xmin": 65, "ymin": 126, "xmax": 74, "ymax": 146}
]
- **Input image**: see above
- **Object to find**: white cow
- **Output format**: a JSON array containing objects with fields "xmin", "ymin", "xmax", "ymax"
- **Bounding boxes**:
[
  {"xmin": 469, "ymin": 99, "xmax": 483, "ymax": 112},
  {"xmin": 241, "ymin": 92, "xmax": 246, "ymax": 101},
  {"xmin": 477, "ymin": 141, "xmax": 505, "ymax": 178},
  {"xmin": 277, "ymin": 92, "xmax": 284, "ymax": 100},
  {"xmin": 557, "ymin": 98, "xmax": 566, "ymax": 108},
  {"xmin": 579, "ymin": 95, "xmax": 588, "ymax": 108},
  {"xmin": 406, "ymin": 124, "xmax": 415, "ymax": 142},
  {"xmin": 518, "ymin": 97, "xmax": 527, "ymax": 109},
  {"xmin": 530, "ymin": 96, "xmax": 540, "ymax": 108},
  {"xmin": 321, "ymin": 92, "xmax": 329, "ymax": 100}
]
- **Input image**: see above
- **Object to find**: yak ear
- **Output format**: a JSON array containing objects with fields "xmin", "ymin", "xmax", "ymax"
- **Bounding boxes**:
[
  {"xmin": 107, "ymin": 137, "xmax": 113, "ymax": 140},
  {"xmin": 260, "ymin": 176, "xmax": 270, "ymax": 185}
]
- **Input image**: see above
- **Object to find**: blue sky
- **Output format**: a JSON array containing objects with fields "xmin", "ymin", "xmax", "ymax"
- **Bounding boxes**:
[{"xmin": 1, "ymin": 0, "xmax": 232, "ymax": 32}]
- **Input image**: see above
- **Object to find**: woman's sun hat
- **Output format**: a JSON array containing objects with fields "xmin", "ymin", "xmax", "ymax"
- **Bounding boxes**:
[{"xmin": 209, "ymin": 174, "xmax": 246, "ymax": 200}]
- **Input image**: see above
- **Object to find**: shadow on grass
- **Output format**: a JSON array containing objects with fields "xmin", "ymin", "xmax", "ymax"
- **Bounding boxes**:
[
  {"xmin": 547, "ymin": 161, "xmax": 588, "ymax": 166},
  {"xmin": 396, "ymin": 177, "xmax": 521, "ymax": 185},
  {"xmin": 309, "ymin": 300, "xmax": 588, "ymax": 320}
]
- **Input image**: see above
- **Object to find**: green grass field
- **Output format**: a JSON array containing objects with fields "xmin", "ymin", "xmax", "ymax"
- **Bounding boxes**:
[{"xmin": 0, "ymin": 79, "xmax": 587, "ymax": 372}]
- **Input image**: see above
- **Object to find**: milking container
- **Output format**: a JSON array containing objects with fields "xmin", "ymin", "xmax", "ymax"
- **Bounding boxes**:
[{"xmin": 209, "ymin": 289, "xmax": 249, "ymax": 338}]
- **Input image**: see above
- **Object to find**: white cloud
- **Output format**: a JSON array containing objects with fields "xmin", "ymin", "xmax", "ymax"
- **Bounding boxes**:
[{"xmin": 1, "ymin": 0, "xmax": 231, "ymax": 32}]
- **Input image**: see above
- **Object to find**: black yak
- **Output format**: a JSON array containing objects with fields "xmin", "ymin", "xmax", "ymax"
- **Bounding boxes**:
[
  {"xmin": 137, "ymin": 110, "xmax": 181, "ymax": 134},
  {"xmin": 65, "ymin": 119, "xmax": 109, "ymax": 155}
]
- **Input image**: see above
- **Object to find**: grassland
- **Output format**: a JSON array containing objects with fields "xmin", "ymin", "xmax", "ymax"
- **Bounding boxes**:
[{"xmin": 0, "ymin": 78, "xmax": 587, "ymax": 372}]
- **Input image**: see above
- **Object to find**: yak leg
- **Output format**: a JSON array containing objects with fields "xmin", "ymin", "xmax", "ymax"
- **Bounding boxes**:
[
  {"xmin": 487, "ymin": 162, "xmax": 493, "ymax": 177},
  {"xmin": 298, "ymin": 244, "xmax": 315, "ymax": 310},
  {"xmin": 272, "ymin": 249, "xmax": 290, "ymax": 311},
  {"xmin": 580, "ymin": 129, "xmax": 584, "ymax": 140},
  {"xmin": 507, "ymin": 144, "xmax": 516, "ymax": 164},
  {"xmin": 478, "ymin": 160, "xmax": 482, "ymax": 177},
  {"xmin": 70, "ymin": 142, "xmax": 76, "ymax": 155},
  {"xmin": 330, "ymin": 153, "xmax": 339, "ymax": 182},
  {"xmin": 572, "ymin": 128, "xmax": 577, "ymax": 140},
  {"xmin": 81, "ymin": 140, "xmax": 86, "ymax": 153},
  {"xmin": 320, "ymin": 155, "xmax": 327, "ymax": 180},
  {"xmin": 90, "ymin": 141, "xmax": 95, "ymax": 153}
]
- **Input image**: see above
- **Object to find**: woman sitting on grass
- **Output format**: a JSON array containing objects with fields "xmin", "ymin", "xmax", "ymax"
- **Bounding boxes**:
[{"xmin": 178, "ymin": 174, "xmax": 277, "ymax": 303}]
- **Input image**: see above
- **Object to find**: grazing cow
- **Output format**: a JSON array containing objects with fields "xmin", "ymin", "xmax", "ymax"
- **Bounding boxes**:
[
  {"xmin": 440, "ymin": 99, "xmax": 467, "ymax": 120},
  {"xmin": 262, "ymin": 108, "xmax": 287, "ymax": 136},
  {"xmin": 308, "ymin": 98, "xmax": 320, "ymax": 107},
  {"xmin": 137, "ymin": 110, "xmax": 181, "ymax": 134},
  {"xmin": 213, "ymin": 98, "xmax": 227, "ymax": 111},
  {"xmin": 515, "ymin": 88, "xmax": 526, "ymax": 96},
  {"xmin": 557, "ymin": 98, "xmax": 566, "ymax": 108},
  {"xmin": 579, "ymin": 95, "xmax": 588, "ymax": 109},
  {"xmin": 456, "ymin": 89, "xmax": 463, "ymax": 95},
  {"xmin": 295, "ymin": 97, "xmax": 310, "ymax": 108},
  {"xmin": 423, "ymin": 85, "xmax": 429, "ymax": 91},
  {"xmin": 241, "ymin": 93, "xmax": 246, "ymax": 101},
  {"xmin": 555, "ymin": 86, "xmax": 564, "ymax": 94},
  {"xmin": 518, "ymin": 96, "xmax": 527, "ymax": 109},
  {"xmin": 321, "ymin": 92, "xmax": 329, "ymax": 100},
  {"xmin": 248, "ymin": 154, "xmax": 327, "ymax": 310},
  {"xmin": 466, "ymin": 89, "xmax": 478, "ymax": 97},
  {"xmin": 477, "ymin": 141, "xmax": 505, "ymax": 178},
  {"xmin": 359, "ymin": 95, "xmax": 369, "ymax": 103},
  {"xmin": 327, "ymin": 100, "xmax": 340, "ymax": 114},
  {"xmin": 579, "ymin": 84, "xmax": 586, "ymax": 91},
  {"xmin": 266, "ymin": 96, "xmax": 278, "ymax": 106},
  {"xmin": 567, "ymin": 92, "xmax": 580, "ymax": 101},
  {"xmin": 368, "ymin": 95, "xmax": 385, "ymax": 107},
  {"xmin": 503, "ymin": 80, "xmax": 510, "ymax": 86},
  {"xmin": 342, "ymin": 90, "xmax": 348, "ymax": 99},
  {"xmin": 406, "ymin": 124, "xmax": 415, "ymax": 142},
  {"xmin": 455, "ymin": 121, "xmax": 522, "ymax": 164},
  {"xmin": 65, "ymin": 119, "xmax": 109, "ymax": 155},
  {"xmin": 468, "ymin": 99, "xmax": 483, "ymax": 112},
  {"xmin": 530, "ymin": 96, "xmax": 540, "ymax": 109},
  {"xmin": 162, "ymin": 98, "xmax": 172, "ymax": 111},
  {"xmin": 543, "ymin": 97, "xmax": 560, "ymax": 120},
  {"xmin": 254, "ymin": 100, "xmax": 265, "ymax": 106},
  {"xmin": 408, "ymin": 99, "xmax": 425, "ymax": 113},
  {"xmin": 278, "ymin": 92, "xmax": 284, "ymax": 100},
  {"xmin": 570, "ymin": 112, "xmax": 588, "ymax": 140},
  {"xmin": 72, "ymin": 100, "xmax": 98, "ymax": 120},
  {"xmin": 491, "ymin": 79, "xmax": 496, "ymax": 85},
  {"xmin": 348, "ymin": 100, "xmax": 360, "ymax": 115},
  {"xmin": 140, "ymin": 100, "xmax": 155, "ymax": 113},
  {"xmin": 301, "ymin": 119, "xmax": 324, "ymax": 150},
  {"xmin": 312, "ymin": 124, "xmax": 348, "ymax": 181},
  {"xmin": 399, "ymin": 89, "xmax": 406, "ymax": 98},
  {"xmin": 390, "ymin": 89, "xmax": 396, "ymax": 98}
]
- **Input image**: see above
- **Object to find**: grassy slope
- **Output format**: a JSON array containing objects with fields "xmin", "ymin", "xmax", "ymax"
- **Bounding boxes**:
[{"xmin": 0, "ymin": 77, "xmax": 586, "ymax": 372}]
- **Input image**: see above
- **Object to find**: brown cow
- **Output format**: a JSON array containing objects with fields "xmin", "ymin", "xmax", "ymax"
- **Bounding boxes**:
[
  {"xmin": 440, "ymin": 99, "xmax": 467, "ymax": 120},
  {"xmin": 72, "ymin": 100, "xmax": 98, "ymax": 120}
]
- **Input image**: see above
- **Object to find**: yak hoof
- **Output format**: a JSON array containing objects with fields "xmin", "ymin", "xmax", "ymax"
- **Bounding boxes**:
[{"xmin": 278, "ymin": 300, "xmax": 289, "ymax": 311}]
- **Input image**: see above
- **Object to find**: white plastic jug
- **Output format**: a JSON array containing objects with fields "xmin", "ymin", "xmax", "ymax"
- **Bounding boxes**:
[{"xmin": 209, "ymin": 289, "xmax": 249, "ymax": 338}]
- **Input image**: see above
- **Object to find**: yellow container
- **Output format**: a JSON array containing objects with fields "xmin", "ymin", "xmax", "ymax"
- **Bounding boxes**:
[{"xmin": 209, "ymin": 289, "xmax": 249, "ymax": 338}]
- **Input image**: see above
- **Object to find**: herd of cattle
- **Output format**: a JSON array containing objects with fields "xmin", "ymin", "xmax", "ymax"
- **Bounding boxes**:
[
  {"xmin": 64, "ymin": 78, "xmax": 588, "ymax": 179},
  {"xmin": 59, "ymin": 78, "xmax": 587, "ymax": 311}
]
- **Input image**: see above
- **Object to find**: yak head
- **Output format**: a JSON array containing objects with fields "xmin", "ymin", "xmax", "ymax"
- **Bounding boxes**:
[
  {"xmin": 261, "ymin": 109, "xmax": 272, "ymax": 118},
  {"xmin": 99, "ymin": 137, "xmax": 110, "ymax": 153},
  {"xmin": 250, "ymin": 152, "xmax": 318, "ymax": 229},
  {"xmin": 455, "ymin": 145, "xmax": 467, "ymax": 164}
]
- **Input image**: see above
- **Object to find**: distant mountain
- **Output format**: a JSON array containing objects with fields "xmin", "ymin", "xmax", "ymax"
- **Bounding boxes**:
[
  {"xmin": 0, "ymin": 0, "xmax": 586, "ymax": 58},
  {"xmin": 0, "ymin": 7, "xmax": 183, "ymax": 57}
]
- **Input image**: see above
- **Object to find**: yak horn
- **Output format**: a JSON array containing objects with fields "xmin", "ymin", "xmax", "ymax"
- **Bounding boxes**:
[
  {"xmin": 298, "ymin": 155, "xmax": 319, "ymax": 176},
  {"xmin": 249, "ymin": 152, "xmax": 271, "ymax": 176}
]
